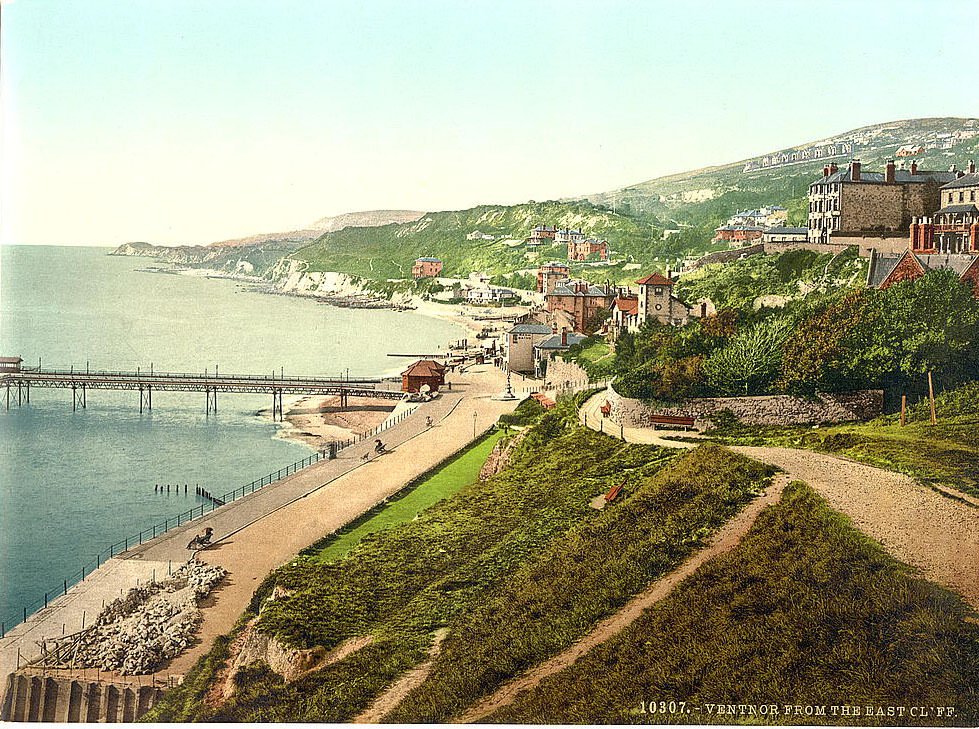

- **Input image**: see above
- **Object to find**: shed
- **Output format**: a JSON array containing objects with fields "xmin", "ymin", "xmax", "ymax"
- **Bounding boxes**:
[
  {"xmin": 0, "ymin": 356, "xmax": 23, "ymax": 373},
  {"xmin": 401, "ymin": 359, "xmax": 447, "ymax": 393}
]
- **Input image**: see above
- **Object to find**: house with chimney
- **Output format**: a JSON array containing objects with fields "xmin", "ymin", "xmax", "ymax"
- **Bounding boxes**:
[
  {"xmin": 528, "ymin": 225, "xmax": 558, "ymax": 244},
  {"xmin": 412, "ymin": 257, "xmax": 443, "ymax": 279},
  {"xmin": 544, "ymin": 280, "xmax": 615, "ymax": 333},
  {"xmin": 533, "ymin": 330, "xmax": 587, "ymax": 378},
  {"xmin": 504, "ymin": 323, "xmax": 555, "ymax": 373},
  {"xmin": 910, "ymin": 163, "xmax": 979, "ymax": 254},
  {"xmin": 555, "ymin": 228, "xmax": 585, "ymax": 247},
  {"xmin": 807, "ymin": 159, "xmax": 957, "ymax": 253},
  {"xmin": 866, "ymin": 249, "xmax": 979, "ymax": 297},
  {"xmin": 567, "ymin": 237, "xmax": 609, "ymax": 262}
]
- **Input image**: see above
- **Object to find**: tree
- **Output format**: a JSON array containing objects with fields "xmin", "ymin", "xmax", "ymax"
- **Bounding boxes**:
[{"xmin": 703, "ymin": 316, "xmax": 795, "ymax": 395}]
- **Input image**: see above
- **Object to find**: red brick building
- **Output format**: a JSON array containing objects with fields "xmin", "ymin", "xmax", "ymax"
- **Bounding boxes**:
[
  {"xmin": 712, "ymin": 225, "xmax": 766, "ymax": 247},
  {"xmin": 544, "ymin": 280, "xmax": 614, "ymax": 333},
  {"xmin": 910, "ymin": 166, "xmax": 979, "ymax": 255},
  {"xmin": 401, "ymin": 359, "xmax": 447, "ymax": 392},
  {"xmin": 411, "ymin": 257, "xmax": 443, "ymax": 279},
  {"xmin": 529, "ymin": 225, "xmax": 557, "ymax": 244},
  {"xmin": 537, "ymin": 261, "xmax": 571, "ymax": 293},
  {"xmin": 567, "ymin": 238, "xmax": 609, "ymax": 262}
]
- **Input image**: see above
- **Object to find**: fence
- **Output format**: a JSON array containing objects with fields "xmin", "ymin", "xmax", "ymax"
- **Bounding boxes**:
[
  {"xmin": 0, "ymin": 402, "xmax": 417, "ymax": 638},
  {"xmin": 516, "ymin": 377, "xmax": 613, "ymax": 396}
]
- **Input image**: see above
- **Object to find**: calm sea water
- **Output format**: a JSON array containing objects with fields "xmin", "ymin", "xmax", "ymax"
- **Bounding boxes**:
[{"xmin": 0, "ymin": 245, "xmax": 464, "ymax": 627}]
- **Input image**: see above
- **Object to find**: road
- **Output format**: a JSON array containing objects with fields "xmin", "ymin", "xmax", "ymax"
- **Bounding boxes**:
[{"xmin": 0, "ymin": 363, "xmax": 516, "ymax": 687}]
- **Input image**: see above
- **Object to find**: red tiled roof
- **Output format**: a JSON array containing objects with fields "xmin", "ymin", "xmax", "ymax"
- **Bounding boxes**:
[
  {"xmin": 402, "ymin": 359, "xmax": 446, "ymax": 377},
  {"xmin": 635, "ymin": 272, "xmax": 674, "ymax": 286},
  {"xmin": 613, "ymin": 297, "xmax": 639, "ymax": 315}
]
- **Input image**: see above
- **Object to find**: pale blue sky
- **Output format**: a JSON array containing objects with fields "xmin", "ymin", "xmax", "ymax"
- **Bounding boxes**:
[{"xmin": 2, "ymin": 0, "xmax": 977, "ymax": 245}]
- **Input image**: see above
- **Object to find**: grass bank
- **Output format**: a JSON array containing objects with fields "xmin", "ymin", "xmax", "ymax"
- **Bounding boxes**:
[{"xmin": 492, "ymin": 481, "xmax": 979, "ymax": 725}]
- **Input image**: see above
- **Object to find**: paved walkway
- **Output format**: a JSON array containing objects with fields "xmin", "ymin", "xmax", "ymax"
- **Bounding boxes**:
[{"xmin": 0, "ymin": 364, "xmax": 516, "ymax": 687}]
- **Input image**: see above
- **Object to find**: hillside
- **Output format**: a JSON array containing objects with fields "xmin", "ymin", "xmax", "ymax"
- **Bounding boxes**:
[
  {"xmin": 583, "ymin": 117, "xmax": 979, "ymax": 242},
  {"xmin": 209, "ymin": 210, "xmax": 425, "ymax": 247},
  {"xmin": 288, "ymin": 200, "xmax": 657, "ymax": 280}
]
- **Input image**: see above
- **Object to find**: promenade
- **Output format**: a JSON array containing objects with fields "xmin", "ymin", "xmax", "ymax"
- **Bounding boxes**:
[{"xmin": 0, "ymin": 363, "xmax": 518, "ymax": 689}]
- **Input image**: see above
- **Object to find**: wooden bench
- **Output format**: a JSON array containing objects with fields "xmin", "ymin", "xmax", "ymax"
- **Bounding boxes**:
[
  {"xmin": 604, "ymin": 482, "xmax": 623, "ymax": 503},
  {"xmin": 647, "ymin": 414, "xmax": 697, "ymax": 431}
]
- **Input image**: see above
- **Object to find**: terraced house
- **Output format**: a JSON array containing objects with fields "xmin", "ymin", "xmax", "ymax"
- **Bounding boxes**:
[{"xmin": 807, "ymin": 159, "xmax": 957, "ymax": 249}]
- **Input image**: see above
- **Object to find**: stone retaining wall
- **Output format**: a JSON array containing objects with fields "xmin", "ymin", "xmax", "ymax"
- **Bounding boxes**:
[
  {"xmin": 605, "ymin": 385, "xmax": 883, "ymax": 427},
  {"xmin": 544, "ymin": 357, "xmax": 590, "ymax": 388}
]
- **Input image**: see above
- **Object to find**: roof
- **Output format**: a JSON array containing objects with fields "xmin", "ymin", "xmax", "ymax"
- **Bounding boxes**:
[
  {"xmin": 613, "ymin": 297, "xmax": 639, "ymax": 315},
  {"xmin": 508, "ymin": 323, "xmax": 554, "ymax": 335},
  {"xmin": 868, "ymin": 250, "xmax": 979, "ymax": 288},
  {"xmin": 536, "ymin": 333, "xmax": 587, "ymax": 350},
  {"xmin": 942, "ymin": 173, "xmax": 979, "ymax": 190},
  {"xmin": 812, "ymin": 167, "xmax": 958, "ymax": 186},
  {"xmin": 532, "ymin": 225, "xmax": 557, "ymax": 232},
  {"xmin": 763, "ymin": 226, "xmax": 808, "ymax": 235},
  {"xmin": 635, "ymin": 272, "xmax": 675, "ymax": 286},
  {"xmin": 866, "ymin": 252, "xmax": 904, "ymax": 288},
  {"xmin": 715, "ymin": 225, "xmax": 767, "ymax": 232},
  {"xmin": 540, "ymin": 261, "xmax": 570, "ymax": 269},
  {"xmin": 414, "ymin": 257, "xmax": 441, "ymax": 263},
  {"xmin": 556, "ymin": 228, "xmax": 583, "ymax": 235},
  {"xmin": 401, "ymin": 359, "xmax": 446, "ymax": 377},
  {"xmin": 0, "ymin": 356, "xmax": 23, "ymax": 364},
  {"xmin": 936, "ymin": 204, "xmax": 979, "ymax": 215},
  {"xmin": 548, "ymin": 281, "xmax": 611, "ymax": 298}
]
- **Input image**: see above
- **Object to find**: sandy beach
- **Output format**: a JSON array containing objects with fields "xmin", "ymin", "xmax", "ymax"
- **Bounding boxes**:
[{"xmin": 269, "ymin": 395, "xmax": 398, "ymax": 450}]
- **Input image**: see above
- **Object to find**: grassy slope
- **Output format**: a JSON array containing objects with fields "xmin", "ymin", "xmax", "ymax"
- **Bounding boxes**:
[
  {"xmin": 710, "ymin": 382, "xmax": 979, "ymax": 497},
  {"xmin": 144, "ymin": 398, "xmax": 776, "ymax": 722},
  {"xmin": 492, "ymin": 480, "xmax": 979, "ymax": 726},
  {"xmin": 308, "ymin": 429, "xmax": 506, "ymax": 562},
  {"xmin": 291, "ymin": 200, "xmax": 657, "ymax": 280}
]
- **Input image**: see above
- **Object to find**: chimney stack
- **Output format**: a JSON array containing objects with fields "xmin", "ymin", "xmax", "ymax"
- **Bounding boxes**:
[
  {"xmin": 885, "ymin": 160, "xmax": 896, "ymax": 184},
  {"xmin": 829, "ymin": 162, "xmax": 839, "ymax": 175},
  {"xmin": 970, "ymin": 159, "xmax": 976, "ymax": 174},
  {"xmin": 850, "ymin": 159, "xmax": 861, "ymax": 182},
  {"xmin": 823, "ymin": 165, "xmax": 830, "ymax": 177},
  {"xmin": 561, "ymin": 329, "xmax": 568, "ymax": 346},
  {"xmin": 911, "ymin": 160, "xmax": 919, "ymax": 175}
]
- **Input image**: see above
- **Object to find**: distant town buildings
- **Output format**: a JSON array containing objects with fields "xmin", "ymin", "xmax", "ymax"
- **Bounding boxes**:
[
  {"xmin": 728, "ymin": 206, "xmax": 788, "ymax": 227},
  {"xmin": 743, "ymin": 141, "xmax": 854, "ymax": 173},
  {"xmin": 537, "ymin": 261, "xmax": 571, "ymax": 293},
  {"xmin": 713, "ymin": 206, "xmax": 788, "ymax": 248},
  {"xmin": 807, "ymin": 159, "xmax": 957, "ymax": 246},
  {"xmin": 466, "ymin": 230, "xmax": 497, "ymax": 241},
  {"xmin": 527, "ymin": 224, "xmax": 610, "ymax": 262},
  {"xmin": 411, "ymin": 257, "xmax": 443, "ymax": 279},
  {"xmin": 529, "ymin": 225, "xmax": 558, "ymax": 244},
  {"xmin": 896, "ymin": 145, "xmax": 925, "ymax": 157},
  {"xmin": 544, "ymin": 280, "xmax": 615, "ymax": 333},
  {"xmin": 713, "ymin": 225, "xmax": 766, "ymax": 247},
  {"xmin": 555, "ymin": 228, "xmax": 585, "ymax": 247}
]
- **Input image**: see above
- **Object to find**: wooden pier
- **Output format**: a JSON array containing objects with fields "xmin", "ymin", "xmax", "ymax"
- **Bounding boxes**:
[{"xmin": 0, "ymin": 367, "xmax": 404, "ymax": 420}]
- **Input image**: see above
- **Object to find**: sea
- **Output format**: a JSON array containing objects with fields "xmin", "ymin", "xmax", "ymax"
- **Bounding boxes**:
[{"xmin": 0, "ymin": 245, "xmax": 465, "ymax": 629}]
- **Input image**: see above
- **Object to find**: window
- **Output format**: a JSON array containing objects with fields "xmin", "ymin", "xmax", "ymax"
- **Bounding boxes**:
[
  {"xmin": 961, "ymin": 192, "xmax": 966, "ymax": 203},
  {"xmin": 654, "ymin": 287, "xmax": 662, "ymax": 295},
  {"xmin": 972, "ymin": 191, "xmax": 976, "ymax": 202}
]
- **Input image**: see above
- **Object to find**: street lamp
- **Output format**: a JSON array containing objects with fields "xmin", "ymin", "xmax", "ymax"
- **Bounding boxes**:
[{"xmin": 473, "ymin": 411, "xmax": 478, "ymax": 439}]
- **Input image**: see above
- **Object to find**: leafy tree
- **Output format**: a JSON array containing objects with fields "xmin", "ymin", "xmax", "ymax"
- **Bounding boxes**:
[{"xmin": 703, "ymin": 316, "xmax": 795, "ymax": 395}]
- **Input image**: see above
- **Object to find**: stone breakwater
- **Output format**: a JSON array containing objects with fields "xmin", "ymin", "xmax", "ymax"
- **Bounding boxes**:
[
  {"xmin": 606, "ymin": 385, "xmax": 884, "ymax": 427},
  {"xmin": 74, "ymin": 560, "xmax": 226, "ymax": 675}
]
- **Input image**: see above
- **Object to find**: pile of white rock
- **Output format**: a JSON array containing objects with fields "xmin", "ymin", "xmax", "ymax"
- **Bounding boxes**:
[{"xmin": 75, "ymin": 559, "xmax": 226, "ymax": 674}]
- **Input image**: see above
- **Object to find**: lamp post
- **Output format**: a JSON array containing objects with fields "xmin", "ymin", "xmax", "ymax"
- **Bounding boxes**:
[{"xmin": 473, "ymin": 411, "xmax": 478, "ymax": 439}]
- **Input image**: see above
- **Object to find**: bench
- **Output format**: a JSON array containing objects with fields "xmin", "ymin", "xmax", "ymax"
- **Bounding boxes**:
[
  {"xmin": 604, "ymin": 482, "xmax": 623, "ymax": 503},
  {"xmin": 647, "ymin": 414, "xmax": 697, "ymax": 431}
]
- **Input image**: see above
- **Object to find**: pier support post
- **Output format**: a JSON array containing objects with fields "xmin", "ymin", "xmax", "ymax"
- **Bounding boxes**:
[
  {"xmin": 205, "ymin": 388, "xmax": 217, "ymax": 416},
  {"xmin": 5, "ymin": 383, "xmax": 8, "ymax": 411}
]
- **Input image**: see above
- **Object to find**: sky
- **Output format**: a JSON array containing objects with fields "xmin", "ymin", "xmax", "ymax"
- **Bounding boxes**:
[{"xmin": 2, "ymin": 0, "xmax": 977, "ymax": 246}]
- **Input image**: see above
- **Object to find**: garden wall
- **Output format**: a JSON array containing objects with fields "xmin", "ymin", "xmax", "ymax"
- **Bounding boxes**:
[
  {"xmin": 604, "ymin": 385, "xmax": 883, "ymax": 427},
  {"xmin": 544, "ymin": 358, "xmax": 590, "ymax": 388}
]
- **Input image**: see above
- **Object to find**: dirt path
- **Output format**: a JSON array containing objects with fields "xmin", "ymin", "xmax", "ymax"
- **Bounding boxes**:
[
  {"xmin": 354, "ymin": 629, "xmax": 449, "ymax": 723},
  {"xmin": 732, "ymin": 446, "xmax": 979, "ymax": 610},
  {"xmin": 454, "ymin": 475, "xmax": 790, "ymax": 723}
]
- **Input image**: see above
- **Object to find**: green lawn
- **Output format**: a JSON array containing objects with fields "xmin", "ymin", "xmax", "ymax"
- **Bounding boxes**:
[
  {"xmin": 492, "ymin": 481, "xmax": 979, "ymax": 725},
  {"xmin": 308, "ymin": 429, "xmax": 507, "ymax": 562}
]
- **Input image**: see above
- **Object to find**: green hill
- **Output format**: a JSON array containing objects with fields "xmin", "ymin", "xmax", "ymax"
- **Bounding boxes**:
[{"xmin": 286, "ymin": 117, "xmax": 978, "ymax": 282}]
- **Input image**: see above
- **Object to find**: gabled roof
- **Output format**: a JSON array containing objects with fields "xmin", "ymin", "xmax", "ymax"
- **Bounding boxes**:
[
  {"xmin": 764, "ymin": 226, "xmax": 808, "ymax": 235},
  {"xmin": 868, "ymin": 250, "xmax": 979, "ymax": 288},
  {"xmin": 916, "ymin": 253, "xmax": 979, "ymax": 277},
  {"xmin": 414, "ymin": 257, "xmax": 441, "ymax": 263},
  {"xmin": 942, "ymin": 173, "xmax": 979, "ymax": 190},
  {"xmin": 635, "ymin": 272, "xmax": 674, "ymax": 286},
  {"xmin": 867, "ymin": 251, "xmax": 908, "ymax": 288},
  {"xmin": 402, "ymin": 359, "xmax": 446, "ymax": 377},
  {"xmin": 548, "ymin": 281, "xmax": 611, "ymax": 298}
]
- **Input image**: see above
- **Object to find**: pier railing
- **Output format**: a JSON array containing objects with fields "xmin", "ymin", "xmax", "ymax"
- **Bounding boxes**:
[{"xmin": 0, "ymin": 403, "xmax": 417, "ymax": 638}]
